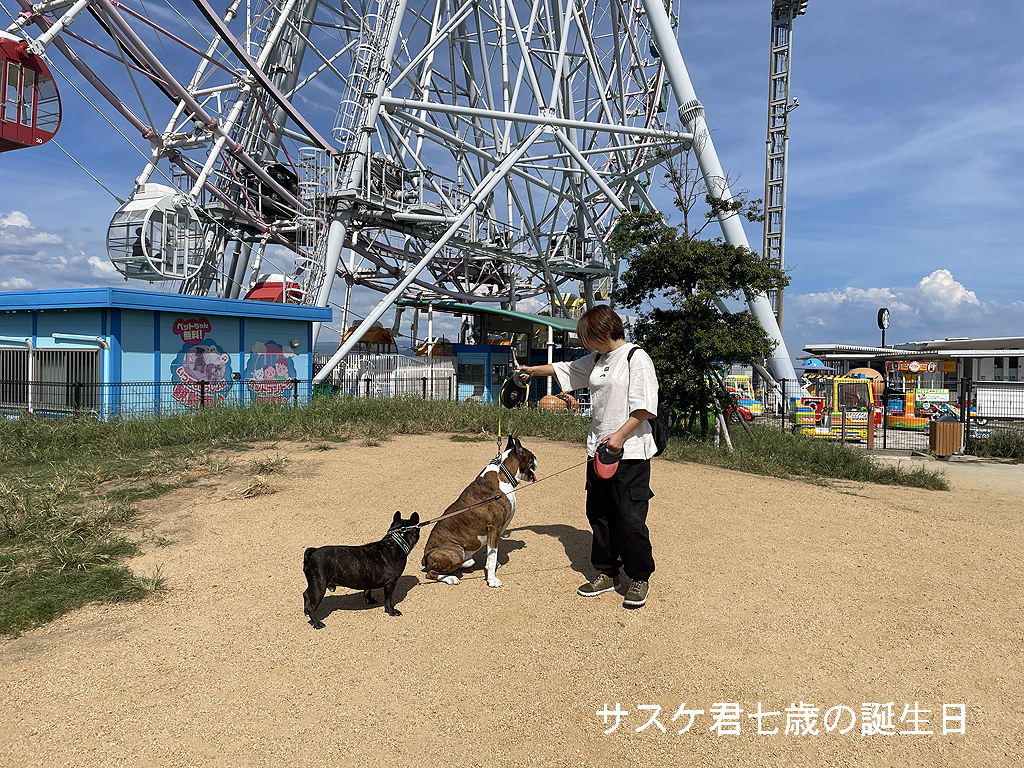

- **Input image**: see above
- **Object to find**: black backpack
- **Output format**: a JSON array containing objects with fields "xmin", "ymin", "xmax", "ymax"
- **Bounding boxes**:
[{"xmin": 625, "ymin": 346, "xmax": 671, "ymax": 457}]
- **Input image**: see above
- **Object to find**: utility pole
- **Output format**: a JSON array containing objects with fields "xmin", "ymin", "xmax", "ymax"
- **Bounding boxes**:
[{"xmin": 763, "ymin": 0, "xmax": 808, "ymax": 326}]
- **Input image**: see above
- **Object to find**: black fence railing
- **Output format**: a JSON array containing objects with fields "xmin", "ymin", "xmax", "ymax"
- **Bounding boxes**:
[
  {"xmin": 0, "ymin": 379, "xmax": 314, "ymax": 420},
  {"xmin": 5, "ymin": 376, "xmax": 1021, "ymax": 458},
  {"xmin": 721, "ymin": 378, "xmax": 796, "ymax": 434},
  {"xmin": 963, "ymin": 379, "xmax": 1024, "ymax": 454},
  {"xmin": 750, "ymin": 377, "xmax": 1024, "ymax": 455}
]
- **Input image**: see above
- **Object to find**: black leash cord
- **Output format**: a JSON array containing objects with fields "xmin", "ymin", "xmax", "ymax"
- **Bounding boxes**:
[{"xmin": 392, "ymin": 457, "xmax": 590, "ymax": 532}]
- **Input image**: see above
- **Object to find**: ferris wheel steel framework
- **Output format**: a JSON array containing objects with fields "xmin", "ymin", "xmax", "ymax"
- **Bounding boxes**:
[{"xmin": 4, "ymin": 0, "xmax": 798, "ymax": 384}]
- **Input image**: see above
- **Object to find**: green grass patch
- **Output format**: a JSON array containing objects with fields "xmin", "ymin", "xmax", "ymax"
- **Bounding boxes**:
[
  {"xmin": 971, "ymin": 428, "xmax": 1024, "ymax": 461},
  {"xmin": 0, "ymin": 397, "xmax": 593, "ymax": 466},
  {"xmin": 0, "ymin": 560, "xmax": 152, "ymax": 634},
  {"xmin": 0, "ymin": 479, "xmax": 163, "ymax": 636},
  {"xmin": 660, "ymin": 425, "xmax": 948, "ymax": 490}
]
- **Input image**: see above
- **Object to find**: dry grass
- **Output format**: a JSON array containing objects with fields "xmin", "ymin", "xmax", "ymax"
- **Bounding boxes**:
[
  {"xmin": 225, "ymin": 476, "xmax": 277, "ymax": 500},
  {"xmin": 247, "ymin": 454, "xmax": 289, "ymax": 475}
]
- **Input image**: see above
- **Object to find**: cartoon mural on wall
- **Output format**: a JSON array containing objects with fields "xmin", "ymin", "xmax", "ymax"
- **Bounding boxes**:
[
  {"xmin": 245, "ymin": 341, "xmax": 296, "ymax": 402},
  {"xmin": 170, "ymin": 317, "xmax": 233, "ymax": 408}
]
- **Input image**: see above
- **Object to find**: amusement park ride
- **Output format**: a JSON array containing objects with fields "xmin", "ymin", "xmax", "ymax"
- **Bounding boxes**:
[
  {"xmin": 2, "ymin": 0, "xmax": 799, "ymax": 384},
  {"xmin": 0, "ymin": 30, "xmax": 60, "ymax": 151}
]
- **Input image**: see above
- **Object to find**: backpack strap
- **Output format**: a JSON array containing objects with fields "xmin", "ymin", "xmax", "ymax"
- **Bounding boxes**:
[
  {"xmin": 625, "ymin": 345, "xmax": 641, "ymax": 400},
  {"xmin": 595, "ymin": 344, "xmax": 639, "ymax": 367}
]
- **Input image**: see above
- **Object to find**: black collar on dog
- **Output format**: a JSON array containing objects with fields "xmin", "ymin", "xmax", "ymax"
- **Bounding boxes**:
[
  {"xmin": 489, "ymin": 456, "xmax": 519, "ymax": 488},
  {"xmin": 388, "ymin": 531, "xmax": 411, "ymax": 554}
]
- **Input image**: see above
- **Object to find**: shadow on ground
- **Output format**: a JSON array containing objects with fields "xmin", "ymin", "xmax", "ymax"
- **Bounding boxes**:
[
  {"xmin": 511, "ymin": 523, "xmax": 591, "ymax": 575},
  {"xmin": 308, "ymin": 574, "xmax": 419, "ymax": 625}
]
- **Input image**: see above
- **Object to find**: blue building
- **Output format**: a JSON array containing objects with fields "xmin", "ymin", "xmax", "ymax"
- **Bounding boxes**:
[{"xmin": 0, "ymin": 287, "xmax": 331, "ymax": 418}]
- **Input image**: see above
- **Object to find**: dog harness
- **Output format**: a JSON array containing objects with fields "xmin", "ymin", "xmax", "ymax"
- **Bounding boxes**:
[
  {"xmin": 488, "ymin": 456, "xmax": 519, "ymax": 488},
  {"xmin": 388, "ymin": 530, "xmax": 412, "ymax": 554}
]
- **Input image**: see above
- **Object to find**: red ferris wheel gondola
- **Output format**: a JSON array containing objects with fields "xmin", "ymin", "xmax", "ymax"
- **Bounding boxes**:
[{"xmin": 0, "ymin": 32, "xmax": 61, "ymax": 153}]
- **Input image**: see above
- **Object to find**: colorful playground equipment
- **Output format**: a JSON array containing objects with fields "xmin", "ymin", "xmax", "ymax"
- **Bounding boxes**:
[
  {"xmin": 883, "ymin": 360, "xmax": 956, "ymax": 431},
  {"xmin": 723, "ymin": 374, "xmax": 765, "ymax": 416},
  {"xmin": 790, "ymin": 376, "xmax": 883, "ymax": 440}
]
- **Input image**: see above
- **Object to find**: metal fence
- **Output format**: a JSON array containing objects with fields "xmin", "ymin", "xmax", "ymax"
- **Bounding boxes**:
[
  {"xmin": 749, "ymin": 378, "xmax": 1024, "ymax": 455},
  {"xmin": 964, "ymin": 380, "xmax": 1024, "ymax": 453},
  {"xmin": 5, "ymin": 366, "xmax": 1022, "ymax": 458},
  {"xmin": 313, "ymin": 353, "xmax": 458, "ymax": 400},
  {"xmin": 727, "ymin": 378, "xmax": 798, "ymax": 433},
  {"xmin": 0, "ymin": 379, "xmax": 315, "ymax": 421}
]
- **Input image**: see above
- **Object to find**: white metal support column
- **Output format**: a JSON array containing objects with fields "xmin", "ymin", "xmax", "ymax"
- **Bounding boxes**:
[{"xmin": 640, "ymin": 0, "xmax": 799, "ymax": 385}]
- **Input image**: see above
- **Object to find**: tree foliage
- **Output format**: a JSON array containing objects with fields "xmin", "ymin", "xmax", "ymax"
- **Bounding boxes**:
[{"xmin": 611, "ymin": 210, "xmax": 789, "ymax": 437}]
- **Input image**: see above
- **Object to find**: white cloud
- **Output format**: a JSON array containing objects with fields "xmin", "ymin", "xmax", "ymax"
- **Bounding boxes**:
[
  {"xmin": 0, "ymin": 276, "xmax": 35, "ymax": 291},
  {"xmin": 515, "ymin": 297, "xmax": 546, "ymax": 315},
  {"xmin": 88, "ymin": 255, "xmax": 118, "ymax": 275},
  {"xmin": 917, "ymin": 269, "xmax": 980, "ymax": 314},
  {"xmin": 0, "ymin": 211, "xmax": 63, "ymax": 245},
  {"xmin": 1, "ymin": 211, "xmax": 31, "ymax": 227},
  {"xmin": 783, "ymin": 270, "xmax": 1024, "ymax": 356},
  {"xmin": 0, "ymin": 210, "xmax": 123, "ymax": 291}
]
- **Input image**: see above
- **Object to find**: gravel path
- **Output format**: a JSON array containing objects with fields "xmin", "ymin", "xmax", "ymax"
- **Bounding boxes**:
[{"xmin": 2, "ymin": 435, "xmax": 1021, "ymax": 767}]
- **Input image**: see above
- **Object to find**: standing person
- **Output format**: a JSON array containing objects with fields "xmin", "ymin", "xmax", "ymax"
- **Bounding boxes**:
[{"xmin": 517, "ymin": 305, "xmax": 659, "ymax": 609}]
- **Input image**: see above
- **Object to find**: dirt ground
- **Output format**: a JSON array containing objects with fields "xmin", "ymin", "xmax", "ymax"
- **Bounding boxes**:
[{"xmin": 1, "ymin": 434, "xmax": 1022, "ymax": 768}]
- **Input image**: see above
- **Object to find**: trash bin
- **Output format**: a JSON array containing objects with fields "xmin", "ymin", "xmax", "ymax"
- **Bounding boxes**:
[{"xmin": 928, "ymin": 414, "xmax": 963, "ymax": 457}]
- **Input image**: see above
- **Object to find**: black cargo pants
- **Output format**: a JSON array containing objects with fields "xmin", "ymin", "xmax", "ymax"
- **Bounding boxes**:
[{"xmin": 585, "ymin": 457, "xmax": 655, "ymax": 582}]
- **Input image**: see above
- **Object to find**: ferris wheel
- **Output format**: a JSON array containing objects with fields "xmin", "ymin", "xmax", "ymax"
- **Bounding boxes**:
[{"xmin": 2, "ymin": 0, "xmax": 798, "ymax": 383}]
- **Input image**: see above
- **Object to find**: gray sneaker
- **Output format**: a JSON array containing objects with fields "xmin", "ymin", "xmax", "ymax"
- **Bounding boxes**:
[
  {"xmin": 578, "ymin": 573, "xmax": 620, "ymax": 597},
  {"xmin": 623, "ymin": 580, "xmax": 649, "ymax": 608}
]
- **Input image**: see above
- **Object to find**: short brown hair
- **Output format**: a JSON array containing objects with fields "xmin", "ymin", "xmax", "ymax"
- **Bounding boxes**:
[{"xmin": 575, "ymin": 304, "xmax": 624, "ymax": 349}]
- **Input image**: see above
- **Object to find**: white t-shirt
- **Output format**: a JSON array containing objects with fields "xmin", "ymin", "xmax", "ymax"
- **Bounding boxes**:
[{"xmin": 552, "ymin": 343, "xmax": 659, "ymax": 460}]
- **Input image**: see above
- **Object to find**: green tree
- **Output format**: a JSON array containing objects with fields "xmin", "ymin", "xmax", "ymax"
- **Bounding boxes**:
[{"xmin": 611, "ymin": 207, "xmax": 788, "ymax": 438}]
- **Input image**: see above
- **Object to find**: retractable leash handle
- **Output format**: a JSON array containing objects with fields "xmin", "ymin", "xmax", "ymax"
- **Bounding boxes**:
[{"xmin": 496, "ymin": 368, "xmax": 530, "ymax": 455}]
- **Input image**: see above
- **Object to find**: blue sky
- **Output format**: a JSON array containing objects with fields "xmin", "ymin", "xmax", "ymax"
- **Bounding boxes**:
[{"xmin": 2, "ymin": 0, "xmax": 1022, "ymax": 359}]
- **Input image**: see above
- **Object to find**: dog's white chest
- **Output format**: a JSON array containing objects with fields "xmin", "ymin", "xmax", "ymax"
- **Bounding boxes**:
[
  {"xmin": 498, "ymin": 479, "xmax": 517, "ymax": 514},
  {"xmin": 482, "ymin": 465, "xmax": 517, "ymax": 513}
]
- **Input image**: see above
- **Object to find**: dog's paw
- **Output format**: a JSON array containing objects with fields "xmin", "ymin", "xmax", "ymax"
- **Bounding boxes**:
[
  {"xmin": 386, "ymin": 607, "xmax": 402, "ymax": 617},
  {"xmin": 438, "ymin": 575, "xmax": 460, "ymax": 585},
  {"xmin": 461, "ymin": 558, "xmax": 475, "ymax": 568},
  {"xmin": 487, "ymin": 577, "xmax": 503, "ymax": 588}
]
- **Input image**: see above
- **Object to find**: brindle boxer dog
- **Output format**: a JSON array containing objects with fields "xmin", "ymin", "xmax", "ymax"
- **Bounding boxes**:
[
  {"xmin": 422, "ymin": 435, "xmax": 537, "ymax": 587},
  {"xmin": 302, "ymin": 511, "xmax": 420, "ymax": 628}
]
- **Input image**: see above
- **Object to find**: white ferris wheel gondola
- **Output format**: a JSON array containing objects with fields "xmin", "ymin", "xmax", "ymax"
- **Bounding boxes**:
[{"xmin": 106, "ymin": 184, "xmax": 206, "ymax": 282}]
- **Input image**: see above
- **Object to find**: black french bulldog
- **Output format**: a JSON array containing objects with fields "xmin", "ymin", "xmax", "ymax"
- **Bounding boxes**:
[{"xmin": 302, "ymin": 511, "xmax": 421, "ymax": 629}]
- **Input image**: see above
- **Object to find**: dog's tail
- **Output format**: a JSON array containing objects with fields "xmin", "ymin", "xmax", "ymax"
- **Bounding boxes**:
[{"xmin": 303, "ymin": 547, "xmax": 317, "ymax": 569}]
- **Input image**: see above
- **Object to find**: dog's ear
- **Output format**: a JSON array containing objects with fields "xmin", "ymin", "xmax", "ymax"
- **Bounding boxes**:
[
  {"xmin": 505, "ymin": 434, "xmax": 515, "ymax": 451},
  {"xmin": 410, "ymin": 512, "xmax": 419, "ymax": 524},
  {"xmin": 392, "ymin": 510, "xmax": 402, "ymax": 524}
]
